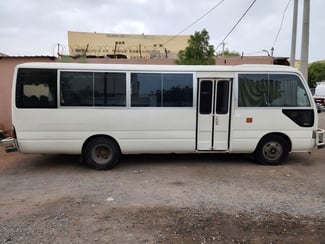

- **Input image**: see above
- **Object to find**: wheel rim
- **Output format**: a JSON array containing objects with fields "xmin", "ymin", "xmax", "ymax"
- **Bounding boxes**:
[
  {"xmin": 91, "ymin": 144, "xmax": 113, "ymax": 165},
  {"xmin": 262, "ymin": 141, "xmax": 283, "ymax": 161}
]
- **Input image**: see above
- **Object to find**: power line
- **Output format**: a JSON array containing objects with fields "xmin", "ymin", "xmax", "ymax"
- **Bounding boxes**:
[
  {"xmin": 272, "ymin": 0, "xmax": 291, "ymax": 48},
  {"xmin": 163, "ymin": 0, "xmax": 225, "ymax": 46},
  {"xmin": 216, "ymin": 0, "xmax": 257, "ymax": 50}
]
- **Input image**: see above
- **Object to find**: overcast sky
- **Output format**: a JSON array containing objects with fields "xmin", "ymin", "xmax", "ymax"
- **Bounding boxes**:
[{"xmin": 0, "ymin": 0, "xmax": 324, "ymax": 62}]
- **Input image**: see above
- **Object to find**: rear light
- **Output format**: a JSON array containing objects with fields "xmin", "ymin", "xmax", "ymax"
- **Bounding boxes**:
[
  {"xmin": 11, "ymin": 126, "xmax": 17, "ymax": 139},
  {"xmin": 314, "ymin": 98, "xmax": 325, "ymax": 104}
]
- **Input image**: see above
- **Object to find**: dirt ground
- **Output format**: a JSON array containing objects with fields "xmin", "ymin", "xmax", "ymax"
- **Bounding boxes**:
[{"xmin": 0, "ymin": 113, "xmax": 325, "ymax": 243}]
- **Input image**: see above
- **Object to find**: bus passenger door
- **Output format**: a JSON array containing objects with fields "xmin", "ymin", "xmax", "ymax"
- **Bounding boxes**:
[{"xmin": 197, "ymin": 79, "xmax": 231, "ymax": 151}]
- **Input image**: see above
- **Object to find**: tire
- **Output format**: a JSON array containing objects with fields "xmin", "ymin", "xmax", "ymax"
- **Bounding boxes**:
[
  {"xmin": 84, "ymin": 137, "xmax": 120, "ymax": 170},
  {"xmin": 255, "ymin": 135, "xmax": 289, "ymax": 165}
]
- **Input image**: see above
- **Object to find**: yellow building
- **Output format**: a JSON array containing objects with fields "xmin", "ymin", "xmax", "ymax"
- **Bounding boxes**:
[
  {"xmin": 293, "ymin": 59, "xmax": 301, "ymax": 69},
  {"xmin": 68, "ymin": 31, "xmax": 190, "ymax": 59}
]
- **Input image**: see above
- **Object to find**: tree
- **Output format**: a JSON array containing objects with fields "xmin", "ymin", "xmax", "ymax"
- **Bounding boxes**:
[
  {"xmin": 177, "ymin": 29, "xmax": 215, "ymax": 65},
  {"xmin": 308, "ymin": 61, "xmax": 325, "ymax": 87},
  {"xmin": 216, "ymin": 48, "xmax": 240, "ymax": 57}
]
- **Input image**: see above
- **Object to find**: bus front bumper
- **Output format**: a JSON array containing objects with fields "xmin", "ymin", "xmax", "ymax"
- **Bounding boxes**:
[
  {"xmin": 1, "ymin": 137, "xmax": 19, "ymax": 152},
  {"xmin": 316, "ymin": 129, "xmax": 325, "ymax": 149}
]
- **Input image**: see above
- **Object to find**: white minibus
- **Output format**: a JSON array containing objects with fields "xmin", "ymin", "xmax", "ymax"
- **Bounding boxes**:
[
  {"xmin": 2, "ymin": 62, "xmax": 324, "ymax": 169},
  {"xmin": 314, "ymin": 82, "xmax": 325, "ymax": 112}
]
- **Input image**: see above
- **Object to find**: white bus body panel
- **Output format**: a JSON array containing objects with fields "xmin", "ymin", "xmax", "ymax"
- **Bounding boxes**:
[
  {"xmin": 230, "ymin": 109, "xmax": 315, "ymax": 152},
  {"xmin": 13, "ymin": 109, "xmax": 196, "ymax": 154}
]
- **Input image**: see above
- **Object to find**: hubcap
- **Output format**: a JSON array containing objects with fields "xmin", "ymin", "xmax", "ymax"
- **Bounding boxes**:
[
  {"xmin": 262, "ymin": 141, "xmax": 282, "ymax": 161},
  {"xmin": 92, "ymin": 144, "xmax": 113, "ymax": 164}
]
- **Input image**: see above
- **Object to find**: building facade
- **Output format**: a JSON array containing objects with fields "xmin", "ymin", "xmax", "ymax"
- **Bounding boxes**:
[{"xmin": 68, "ymin": 31, "xmax": 190, "ymax": 59}]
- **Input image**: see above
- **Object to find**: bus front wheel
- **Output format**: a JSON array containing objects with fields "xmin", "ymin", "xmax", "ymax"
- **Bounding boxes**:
[
  {"xmin": 84, "ymin": 137, "xmax": 120, "ymax": 170},
  {"xmin": 255, "ymin": 135, "xmax": 289, "ymax": 165}
]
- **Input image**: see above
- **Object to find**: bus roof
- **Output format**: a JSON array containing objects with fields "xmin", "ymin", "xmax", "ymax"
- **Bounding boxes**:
[{"xmin": 16, "ymin": 62, "xmax": 300, "ymax": 73}]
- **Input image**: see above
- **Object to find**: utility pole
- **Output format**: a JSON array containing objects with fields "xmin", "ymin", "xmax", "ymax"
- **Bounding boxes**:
[
  {"xmin": 300, "ymin": 0, "xmax": 310, "ymax": 81},
  {"xmin": 290, "ymin": 0, "xmax": 298, "ymax": 67},
  {"xmin": 222, "ymin": 42, "xmax": 226, "ymax": 56}
]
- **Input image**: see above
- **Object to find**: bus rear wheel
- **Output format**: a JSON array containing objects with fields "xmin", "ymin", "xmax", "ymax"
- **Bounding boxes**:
[
  {"xmin": 255, "ymin": 135, "xmax": 289, "ymax": 165},
  {"xmin": 84, "ymin": 137, "xmax": 120, "ymax": 170}
]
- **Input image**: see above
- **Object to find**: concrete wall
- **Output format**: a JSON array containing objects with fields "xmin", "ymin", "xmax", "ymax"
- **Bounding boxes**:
[{"xmin": 0, "ymin": 57, "xmax": 55, "ymax": 134}]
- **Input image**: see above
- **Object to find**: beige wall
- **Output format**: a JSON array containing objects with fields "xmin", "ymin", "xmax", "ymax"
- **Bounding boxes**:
[
  {"xmin": 0, "ymin": 57, "xmax": 55, "ymax": 133},
  {"xmin": 68, "ymin": 31, "xmax": 189, "ymax": 59}
]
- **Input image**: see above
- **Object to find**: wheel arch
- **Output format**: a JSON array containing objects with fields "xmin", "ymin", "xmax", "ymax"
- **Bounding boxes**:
[
  {"xmin": 256, "ymin": 132, "xmax": 292, "ymax": 153},
  {"xmin": 82, "ymin": 134, "xmax": 121, "ymax": 156}
]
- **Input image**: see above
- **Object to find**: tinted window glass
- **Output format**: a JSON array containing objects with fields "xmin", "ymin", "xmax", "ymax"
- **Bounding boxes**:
[
  {"xmin": 60, "ymin": 72, "xmax": 126, "ymax": 107},
  {"xmin": 282, "ymin": 109, "xmax": 314, "ymax": 127},
  {"xmin": 216, "ymin": 80, "xmax": 230, "ymax": 114},
  {"xmin": 269, "ymin": 74, "xmax": 310, "ymax": 107},
  {"xmin": 16, "ymin": 68, "xmax": 57, "ymax": 108},
  {"xmin": 199, "ymin": 80, "xmax": 213, "ymax": 114},
  {"xmin": 131, "ymin": 73, "xmax": 193, "ymax": 107},
  {"xmin": 162, "ymin": 74, "xmax": 193, "ymax": 107},
  {"xmin": 95, "ymin": 73, "xmax": 126, "ymax": 106},
  {"xmin": 131, "ymin": 73, "xmax": 161, "ymax": 107},
  {"xmin": 61, "ymin": 72, "xmax": 93, "ymax": 106},
  {"xmin": 238, "ymin": 74, "xmax": 310, "ymax": 107},
  {"xmin": 238, "ymin": 74, "xmax": 268, "ymax": 107}
]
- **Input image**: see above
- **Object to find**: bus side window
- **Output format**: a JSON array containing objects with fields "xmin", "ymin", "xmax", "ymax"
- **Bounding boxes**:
[
  {"xmin": 199, "ymin": 81, "xmax": 213, "ymax": 114},
  {"xmin": 131, "ymin": 73, "xmax": 193, "ymax": 107},
  {"xmin": 297, "ymin": 85, "xmax": 309, "ymax": 106},
  {"xmin": 16, "ymin": 69, "xmax": 57, "ymax": 109},
  {"xmin": 216, "ymin": 80, "xmax": 230, "ymax": 114},
  {"xmin": 60, "ymin": 72, "xmax": 127, "ymax": 107},
  {"xmin": 94, "ymin": 73, "xmax": 126, "ymax": 106},
  {"xmin": 238, "ymin": 73, "xmax": 310, "ymax": 108},
  {"xmin": 268, "ymin": 74, "xmax": 310, "ymax": 107},
  {"xmin": 238, "ymin": 74, "xmax": 268, "ymax": 107},
  {"xmin": 60, "ymin": 72, "xmax": 93, "ymax": 106}
]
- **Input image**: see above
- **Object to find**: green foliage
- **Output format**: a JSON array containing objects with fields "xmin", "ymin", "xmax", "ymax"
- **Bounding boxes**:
[
  {"xmin": 177, "ymin": 29, "xmax": 215, "ymax": 65},
  {"xmin": 216, "ymin": 48, "xmax": 240, "ymax": 56},
  {"xmin": 308, "ymin": 61, "xmax": 325, "ymax": 87}
]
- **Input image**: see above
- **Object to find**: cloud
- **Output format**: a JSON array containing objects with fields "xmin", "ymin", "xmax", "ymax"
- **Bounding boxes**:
[
  {"xmin": 0, "ymin": 0, "xmax": 324, "ymax": 61},
  {"xmin": 112, "ymin": 21, "xmax": 148, "ymax": 34}
]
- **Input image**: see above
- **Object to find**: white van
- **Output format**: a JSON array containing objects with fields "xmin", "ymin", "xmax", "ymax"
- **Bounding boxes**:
[{"xmin": 314, "ymin": 82, "xmax": 325, "ymax": 112}]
